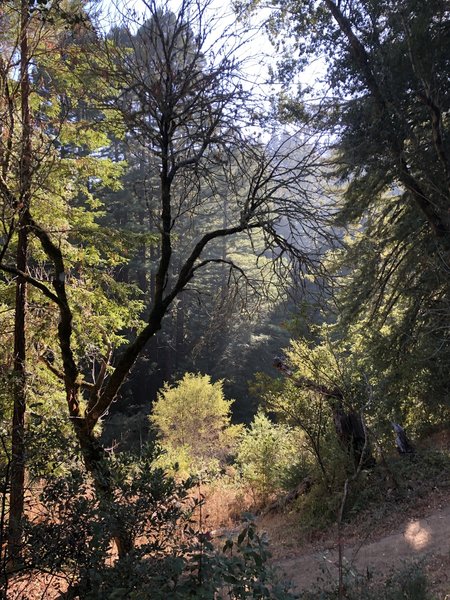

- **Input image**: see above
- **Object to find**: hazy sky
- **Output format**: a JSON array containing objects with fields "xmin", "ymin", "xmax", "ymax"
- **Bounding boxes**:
[
  {"xmin": 95, "ymin": 0, "xmax": 325, "ymax": 103},
  {"xmin": 96, "ymin": 0, "xmax": 277, "ymax": 86}
]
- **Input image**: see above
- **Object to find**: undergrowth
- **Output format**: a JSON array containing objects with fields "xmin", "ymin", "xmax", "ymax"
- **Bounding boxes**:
[
  {"xmin": 290, "ymin": 448, "xmax": 450, "ymax": 535},
  {"xmin": 302, "ymin": 563, "xmax": 431, "ymax": 600}
]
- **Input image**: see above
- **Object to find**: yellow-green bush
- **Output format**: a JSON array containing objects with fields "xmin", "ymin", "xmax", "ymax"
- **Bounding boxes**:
[
  {"xmin": 236, "ymin": 411, "xmax": 302, "ymax": 501},
  {"xmin": 150, "ymin": 373, "xmax": 242, "ymax": 477}
]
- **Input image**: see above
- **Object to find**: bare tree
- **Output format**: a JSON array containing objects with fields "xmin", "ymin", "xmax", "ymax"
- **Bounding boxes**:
[{"xmin": 0, "ymin": 0, "xmax": 330, "ymax": 557}]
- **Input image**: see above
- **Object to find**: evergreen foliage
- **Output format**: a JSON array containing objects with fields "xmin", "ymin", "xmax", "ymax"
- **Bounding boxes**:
[
  {"xmin": 241, "ymin": 0, "xmax": 450, "ymax": 421},
  {"xmin": 151, "ymin": 373, "xmax": 242, "ymax": 476},
  {"xmin": 236, "ymin": 412, "xmax": 301, "ymax": 500},
  {"xmin": 0, "ymin": 0, "xmax": 448, "ymax": 595}
]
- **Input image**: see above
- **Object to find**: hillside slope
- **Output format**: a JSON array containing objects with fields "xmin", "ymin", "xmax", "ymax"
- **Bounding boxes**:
[
  {"xmin": 260, "ymin": 433, "xmax": 450, "ymax": 598},
  {"xmin": 270, "ymin": 500, "xmax": 450, "ymax": 597}
]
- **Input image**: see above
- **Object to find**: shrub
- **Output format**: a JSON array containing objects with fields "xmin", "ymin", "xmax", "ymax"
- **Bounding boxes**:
[
  {"xmin": 17, "ymin": 449, "xmax": 295, "ymax": 599},
  {"xmin": 236, "ymin": 412, "xmax": 301, "ymax": 502},
  {"xmin": 302, "ymin": 562, "xmax": 430, "ymax": 600},
  {"xmin": 150, "ymin": 373, "xmax": 242, "ymax": 476}
]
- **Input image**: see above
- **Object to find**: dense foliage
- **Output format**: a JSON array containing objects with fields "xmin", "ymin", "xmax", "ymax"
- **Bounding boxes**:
[
  {"xmin": 257, "ymin": 0, "xmax": 450, "ymax": 419},
  {"xmin": 236, "ymin": 412, "xmax": 300, "ymax": 501},
  {"xmin": 151, "ymin": 373, "xmax": 242, "ymax": 476}
]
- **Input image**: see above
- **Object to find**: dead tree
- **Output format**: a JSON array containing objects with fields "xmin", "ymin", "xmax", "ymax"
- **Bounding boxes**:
[
  {"xmin": 392, "ymin": 423, "xmax": 415, "ymax": 454},
  {"xmin": 273, "ymin": 357, "xmax": 375, "ymax": 468},
  {"xmin": 0, "ymin": 0, "xmax": 329, "ymax": 558}
]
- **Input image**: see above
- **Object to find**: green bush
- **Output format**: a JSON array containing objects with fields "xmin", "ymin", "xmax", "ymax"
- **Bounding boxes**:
[
  {"xmin": 236, "ymin": 412, "xmax": 301, "ymax": 501},
  {"xmin": 293, "ymin": 479, "xmax": 343, "ymax": 532},
  {"xmin": 19, "ymin": 448, "xmax": 295, "ymax": 599},
  {"xmin": 150, "ymin": 373, "xmax": 242, "ymax": 476}
]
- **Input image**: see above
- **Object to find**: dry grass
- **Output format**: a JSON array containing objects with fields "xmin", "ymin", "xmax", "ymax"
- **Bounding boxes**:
[
  {"xmin": 6, "ymin": 571, "xmax": 70, "ymax": 600},
  {"xmin": 191, "ymin": 479, "xmax": 255, "ymax": 532},
  {"xmin": 4, "ymin": 430, "xmax": 449, "ymax": 598}
]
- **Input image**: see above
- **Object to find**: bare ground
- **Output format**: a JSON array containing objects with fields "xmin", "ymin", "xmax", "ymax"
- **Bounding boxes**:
[
  {"xmin": 5, "ymin": 432, "xmax": 450, "ymax": 598},
  {"xmin": 260, "ymin": 473, "xmax": 450, "ymax": 597}
]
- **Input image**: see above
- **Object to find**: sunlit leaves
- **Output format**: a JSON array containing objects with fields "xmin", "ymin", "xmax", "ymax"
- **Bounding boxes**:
[{"xmin": 150, "ymin": 373, "xmax": 242, "ymax": 476}]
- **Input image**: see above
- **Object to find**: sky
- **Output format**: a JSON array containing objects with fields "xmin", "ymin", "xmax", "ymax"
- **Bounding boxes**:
[
  {"xmin": 96, "ymin": 0, "xmax": 275, "ymax": 80},
  {"xmin": 94, "ymin": 0, "xmax": 326, "ymax": 120}
]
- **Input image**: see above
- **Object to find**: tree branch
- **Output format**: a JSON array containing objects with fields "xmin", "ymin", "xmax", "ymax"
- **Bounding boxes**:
[
  {"xmin": 0, "ymin": 263, "xmax": 60, "ymax": 305},
  {"xmin": 273, "ymin": 357, "xmax": 344, "ymax": 400},
  {"xmin": 26, "ymin": 212, "xmax": 80, "ymax": 416},
  {"xmin": 324, "ymin": 0, "xmax": 450, "ymax": 240}
]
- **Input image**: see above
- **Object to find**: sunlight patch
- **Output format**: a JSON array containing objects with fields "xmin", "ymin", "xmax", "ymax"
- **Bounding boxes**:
[{"xmin": 404, "ymin": 521, "xmax": 431, "ymax": 550}]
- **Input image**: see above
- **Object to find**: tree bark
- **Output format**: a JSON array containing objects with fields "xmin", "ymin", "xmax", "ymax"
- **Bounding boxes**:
[
  {"xmin": 71, "ymin": 418, "xmax": 133, "ymax": 557},
  {"xmin": 8, "ymin": 224, "xmax": 27, "ymax": 566},
  {"xmin": 174, "ymin": 291, "xmax": 185, "ymax": 371},
  {"xmin": 7, "ymin": 0, "xmax": 32, "ymax": 566}
]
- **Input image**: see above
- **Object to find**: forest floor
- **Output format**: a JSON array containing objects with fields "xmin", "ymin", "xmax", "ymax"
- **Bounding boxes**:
[
  {"xmin": 7, "ymin": 492, "xmax": 450, "ymax": 599},
  {"xmin": 258, "ymin": 430, "xmax": 450, "ymax": 598},
  {"xmin": 261, "ymin": 487, "xmax": 450, "ymax": 597},
  {"xmin": 5, "ymin": 432, "xmax": 450, "ymax": 599}
]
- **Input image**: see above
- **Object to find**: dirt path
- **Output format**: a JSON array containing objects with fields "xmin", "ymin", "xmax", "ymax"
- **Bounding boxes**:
[
  {"xmin": 275, "ymin": 507, "xmax": 450, "ymax": 600},
  {"xmin": 263, "ymin": 434, "xmax": 450, "ymax": 597},
  {"xmin": 260, "ymin": 495, "xmax": 450, "ymax": 600}
]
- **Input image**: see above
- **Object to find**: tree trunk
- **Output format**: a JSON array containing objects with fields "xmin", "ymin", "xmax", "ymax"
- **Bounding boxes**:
[
  {"xmin": 7, "ymin": 224, "xmax": 28, "ymax": 567},
  {"xmin": 174, "ymin": 293, "xmax": 185, "ymax": 371},
  {"xmin": 332, "ymin": 406, "xmax": 374, "ymax": 468},
  {"xmin": 273, "ymin": 358, "xmax": 375, "ymax": 468},
  {"xmin": 72, "ymin": 417, "xmax": 133, "ymax": 557},
  {"xmin": 8, "ymin": 0, "xmax": 32, "ymax": 566},
  {"xmin": 324, "ymin": 0, "xmax": 450, "ymax": 244}
]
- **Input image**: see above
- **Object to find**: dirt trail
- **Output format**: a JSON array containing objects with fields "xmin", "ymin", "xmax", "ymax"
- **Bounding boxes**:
[
  {"xmin": 271, "ymin": 504, "xmax": 450, "ymax": 596},
  {"xmin": 264, "ymin": 433, "xmax": 450, "ymax": 597}
]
